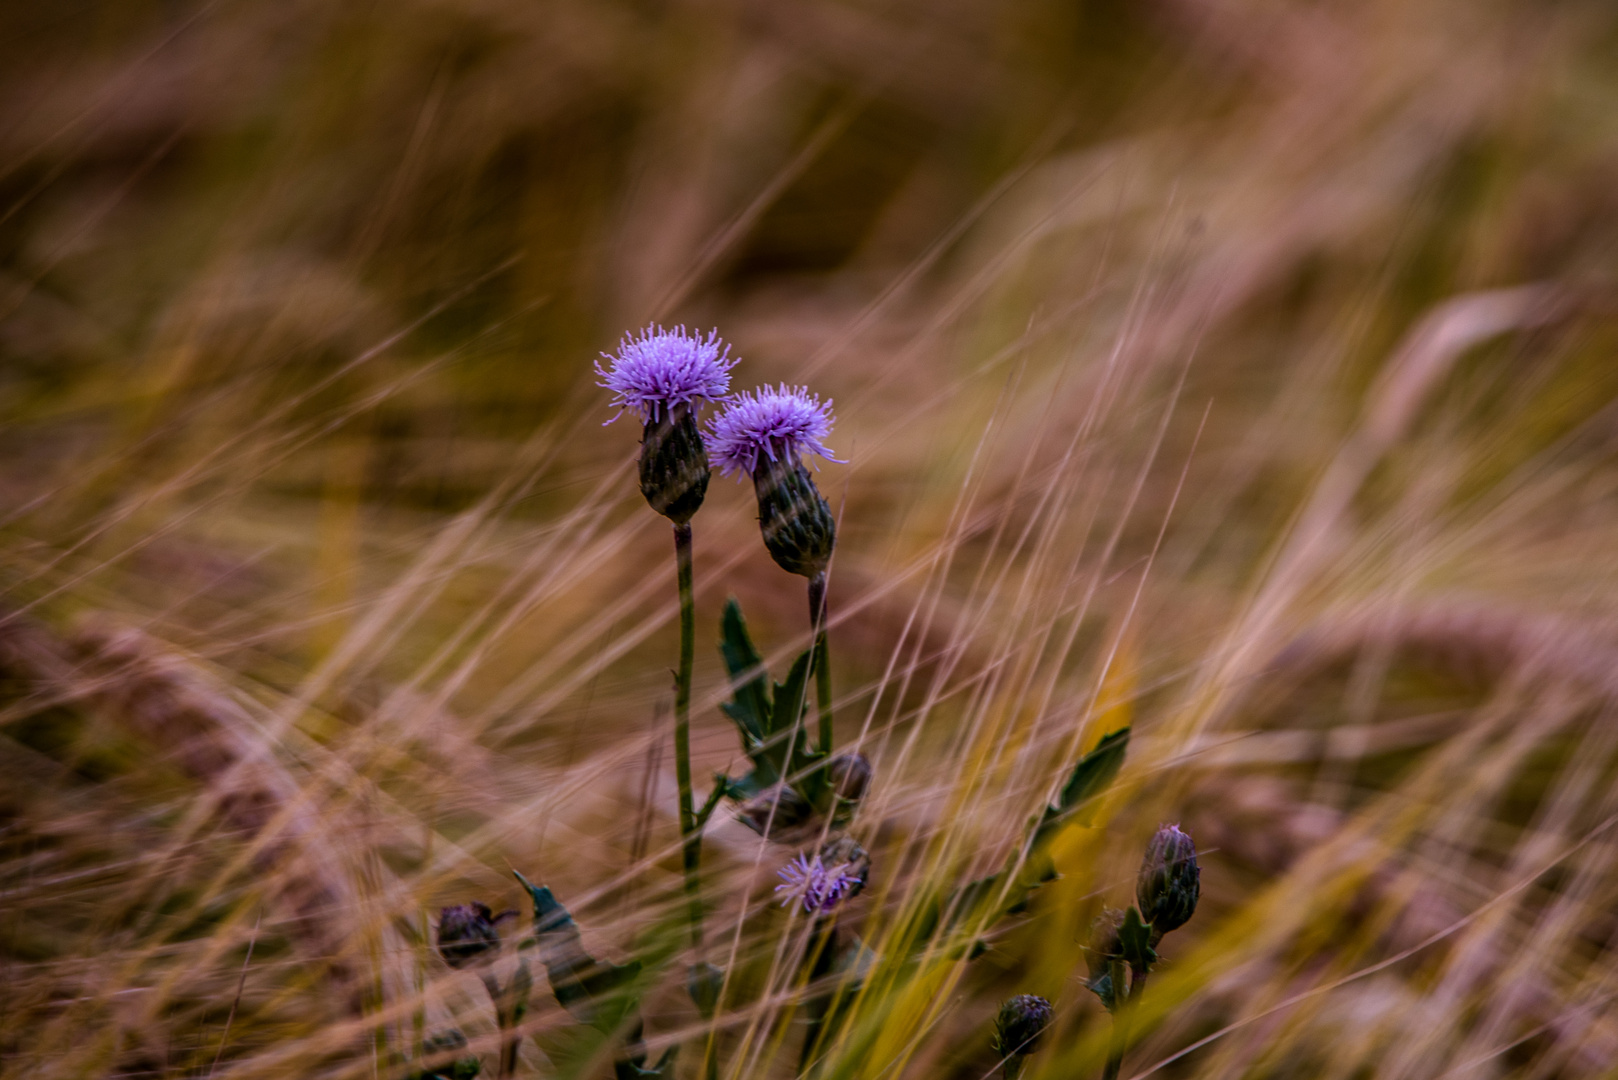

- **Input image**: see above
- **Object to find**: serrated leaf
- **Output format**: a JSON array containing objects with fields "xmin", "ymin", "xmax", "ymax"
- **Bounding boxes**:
[
  {"xmin": 1035, "ymin": 727, "xmax": 1130, "ymax": 843},
  {"xmin": 769, "ymin": 649, "xmax": 813, "ymax": 739},
  {"xmin": 515, "ymin": 872, "xmax": 641, "ymax": 1032},
  {"xmin": 1118, "ymin": 905, "xmax": 1157, "ymax": 971},
  {"xmin": 719, "ymin": 599, "xmax": 771, "ymax": 742},
  {"xmin": 1085, "ymin": 969, "xmax": 1118, "ymax": 1012}
]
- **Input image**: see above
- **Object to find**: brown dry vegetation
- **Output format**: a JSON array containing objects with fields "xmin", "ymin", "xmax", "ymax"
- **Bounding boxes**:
[{"xmin": 5, "ymin": 0, "xmax": 1618, "ymax": 1077}]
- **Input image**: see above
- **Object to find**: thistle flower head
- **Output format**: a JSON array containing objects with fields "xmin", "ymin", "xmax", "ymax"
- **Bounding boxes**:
[
  {"xmin": 993, "ymin": 994, "xmax": 1053, "ymax": 1059},
  {"xmin": 596, "ymin": 324, "xmax": 736, "ymax": 424},
  {"xmin": 774, "ymin": 850, "xmax": 865, "ymax": 913},
  {"xmin": 707, "ymin": 384, "xmax": 844, "ymax": 478},
  {"xmin": 1136, "ymin": 823, "xmax": 1200, "ymax": 936},
  {"xmin": 436, "ymin": 901, "xmax": 503, "ymax": 969}
]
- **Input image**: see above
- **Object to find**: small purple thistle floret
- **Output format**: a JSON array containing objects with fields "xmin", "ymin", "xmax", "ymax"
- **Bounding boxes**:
[
  {"xmin": 774, "ymin": 853, "xmax": 860, "ymax": 914},
  {"xmin": 707, "ymin": 384, "xmax": 845, "ymax": 478},
  {"xmin": 595, "ymin": 324, "xmax": 737, "ymax": 424}
]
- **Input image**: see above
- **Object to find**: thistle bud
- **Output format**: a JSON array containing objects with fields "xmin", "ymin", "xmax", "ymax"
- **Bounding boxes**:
[
  {"xmin": 639, "ymin": 407, "xmax": 711, "ymax": 524},
  {"xmin": 687, "ymin": 961, "xmax": 724, "ymax": 1019},
  {"xmin": 707, "ymin": 384, "xmax": 845, "ymax": 578},
  {"xmin": 827, "ymin": 752, "xmax": 872, "ymax": 804},
  {"xmin": 993, "ymin": 994, "xmax": 1053, "ymax": 1059},
  {"xmin": 737, "ymin": 783, "xmax": 815, "ymax": 841},
  {"xmin": 753, "ymin": 456, "xmax": 837, "ymax": 578},
  {"xmin": 436, "ymin": 901, "xmax": 502, "ymax": 969},
  {"xmin": 1085, "ymin": 907, "xmax": 1124, "ymax": 983},
  {"xmin": 1083, "ymin": 907, "xmax": 1125, "ymax": 1012},
  {"xmin": 1136, "ymin": 824, "xmax": 1200, "ymax": 937}
]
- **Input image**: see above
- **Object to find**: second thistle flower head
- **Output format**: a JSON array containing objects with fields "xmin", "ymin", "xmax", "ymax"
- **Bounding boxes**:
[
  {"xmin": 706, "ymin": 384, "xmax": 843, "ymax": 478},
  {"xmin": 710, "ymin": 385, "xmax": 844, "ymax": 576},
  {"xmin": 595, "ymin": 325, "xmax": 736, "ymax": 425}
]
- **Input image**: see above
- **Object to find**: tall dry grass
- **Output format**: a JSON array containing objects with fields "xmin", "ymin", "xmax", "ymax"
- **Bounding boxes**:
[{"xmin": 4, "ymin": 0, "xmax": 1618, "ymax": 1077}]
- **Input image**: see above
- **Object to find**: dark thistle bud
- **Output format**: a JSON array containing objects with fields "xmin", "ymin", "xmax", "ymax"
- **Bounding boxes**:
[
  {"xmin": 687, "ymin": 961, "xmax": 724, "ymax": 1019},
  {"xmin": 708, "ymin": 384, "xmax": 845, "ymax": 577},
  {"xmin": 1136, "ymin": 824, "xmax": 1200, "ymax": 937},
  {"xmin": 639, "ymin": 406, "xmax": 711, "ymax": 524},
  {"xmin": 993, "ymin": 994, "xmax": 1053, "ymax": 1060},
  {"xmin": 437, "ymin": 901, "xmax": 502, "ymax": 969},
  {"xmin": 414, "ymin": 1030, "xmax": 481, "ymax": 1080},
  {"xmin": 753, "ymin": 456, "xmax": 836, "ymax": 577},
  {"xmin": 827, "ymin": 752, "xmax": 872, "ymax": 804},
  {"xmin": 737, "ymin": 783, "xmax": 815, "ymax": 841}
]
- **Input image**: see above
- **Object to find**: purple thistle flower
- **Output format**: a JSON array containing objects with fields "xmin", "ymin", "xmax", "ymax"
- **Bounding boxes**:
[
  {"xmin": 707, "ymin": 384, "xmax": 845, "ymax": 478},
  {"xmin": 595, "ymin": 325, "xmax": 737, "ymax": 424},
  {"xmin": 774, "ymin": 852, "xmax": 862, "ymax": 914}
]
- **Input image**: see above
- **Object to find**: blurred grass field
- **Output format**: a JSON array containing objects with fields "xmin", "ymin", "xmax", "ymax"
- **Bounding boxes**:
[{"xmin": 6, "ymin": 0, "xmax": 1618, "ymax": 1077}]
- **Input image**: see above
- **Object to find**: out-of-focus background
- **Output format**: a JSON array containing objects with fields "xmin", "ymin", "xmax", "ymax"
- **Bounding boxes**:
[{"xmin": 5, "ymin": 1, "xmax": 1618, "ymax": 1077}]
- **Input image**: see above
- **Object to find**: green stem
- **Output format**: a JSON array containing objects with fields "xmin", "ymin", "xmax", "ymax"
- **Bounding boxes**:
[
  {"xmin": 809, "ymin": 571, "xmax": 832, "ymax": 754},
  {"xmin": 673, "ymin": 523, "xmax": 703, "ymax": 953},
  {"xmin": 1102, "ymin": 959, "xmax": 1130, "ymax": 1080},
  {"xmin": 480, "ymin": 973, "xmax": 521, "ymax": 1079}
]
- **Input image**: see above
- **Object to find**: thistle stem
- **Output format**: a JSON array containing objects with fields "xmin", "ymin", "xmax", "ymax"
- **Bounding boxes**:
[
  {"xmin": 480, "ymin": 972, "xmax": 521, "ymax": 1079},
  {"xmin": 673, "ymin": 523, "xmax": 703, "ymax": 952},
  {"xmin": 808, "ymin": 571, "xmax": 832, "ymax": 753},
  {"xmin": 1102, "ymin": 959, "xmax": 1130, "ymax": 1080}
]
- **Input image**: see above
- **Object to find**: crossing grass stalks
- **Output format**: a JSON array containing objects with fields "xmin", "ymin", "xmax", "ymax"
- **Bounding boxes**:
[{"xmin": 5, "ymin": 0, "xmax": 1618, "ymax": 1077}]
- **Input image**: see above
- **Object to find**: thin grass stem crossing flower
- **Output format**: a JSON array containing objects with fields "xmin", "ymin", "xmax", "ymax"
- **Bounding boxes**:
[{"xmin": 774, "ymin": 851, "xmax": 864, "ymax": 914}]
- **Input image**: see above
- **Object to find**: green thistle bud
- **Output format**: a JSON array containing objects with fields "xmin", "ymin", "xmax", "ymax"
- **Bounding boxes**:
[
  {"xmin": 753, "ymin": 456, "xmax": 836, "ymax": 578},
  {"xmin": 436, "ymin": 901, "xmax": 503, "ymax": 969},
  {"xmin": 639, "ymin": 406, "xmax": 712, "ymax": 524},
  {"xmin": 993, "ymin": 993, "xmax": 1053, "ymax": 1057},
  {"xmin": 1136, "ymin": 824, "xmax": 1200, "ymax": 937}
]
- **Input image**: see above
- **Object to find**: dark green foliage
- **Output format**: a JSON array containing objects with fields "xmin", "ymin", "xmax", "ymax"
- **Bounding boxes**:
[
  {"xmin": 1117, "ymin": 906, "xmax": 1157, "ymax": 972},
  {"xmin": 913, "ymin": 728, "xmax": 1132, "ymax": 956},
  {"xmin": 514, "ymin": 873, "xmax": 676, "ymax": 1079},
  {"xmin": 1035, "ymin": 727, "xmax": 1131, "ymax": 843},
  {"xmin": 715, "ymin": 598, "xmax": 829, "ymax": 810}
]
